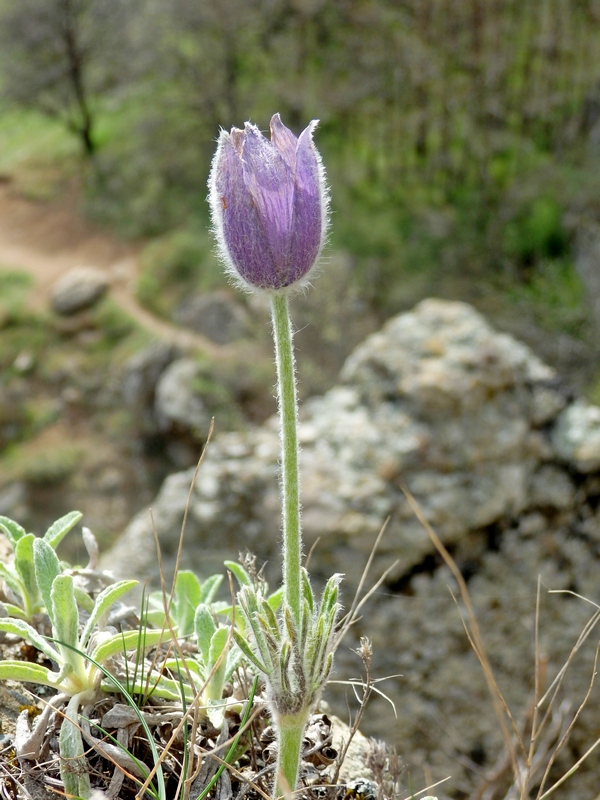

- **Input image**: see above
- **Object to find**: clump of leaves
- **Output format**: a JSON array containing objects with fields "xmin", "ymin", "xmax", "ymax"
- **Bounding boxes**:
[
  {"xmin": 0, "ymin": 510, "xmax": 82, "ymax": 621},
  {"xmin": 146, "ymin": 568, "xmax": 223, "ymax": 637},
  {"xmin": 145, "ymin": 559, "xmax": 282, "ymax": 724},
  {"xmin": 0, "ymin": 516, "xmax": 170, "ymax": 799}
]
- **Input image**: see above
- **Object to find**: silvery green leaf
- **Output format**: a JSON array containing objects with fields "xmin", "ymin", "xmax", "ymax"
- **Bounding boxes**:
[
  {"xmin": 173, "ymin": 571, "xmax": 201, "ymax": 637},
  {"xmin": 259, "ymin": 596, "xmax": 279, "ymax": 635},
  {"xmin": 207, "ymin": 698, "xmax": 226, "ymax": 728},
  {"xmin": 59, "ymin": 694, "xmax": 91, "ymax": 800},
  {"xmin": 176, "ymin": 570, "xmax": 202, "ymax": 605},
  {"xmin": 51, "ymin": 575, "xmax": 81, "ymax": 668},
  {"xmin": 301, "ymin": 569, "xmax": 314, "ymax": 613},
  {"xmin": 226, "ymin": 642, "xmax": 243, "ymax": 680},
  {"xmin": 43, "ymin": 511, "xmax": 82, "ymax": 549},
  {"xmin": 0, "ymin": 617, "xmax": 59, "ymax": 661},
  {"xmin": 33, "ymin": 538, "xmax": 61, "ymax": 624},
  {"xmin": 266, "ymin": 586, "xmax": 284, "ymax": 611},
  {"xmin": 224, "ymin": 560, "xmax": 252, "ymax": 588},
  {"xmin": 194, "ymin": 603, "xmax": 216, "ymax": 664},
  {"xmin": 232, "ymin": 630, "xmax": 269, "ymax": 674},
  {"xmin": 320, "ymin": 574, "xmax": 342, "ymax": 614},
  {"xmin": 0, "ymin": 515, "xmax": 26, "ymax": 546},
  {"xmin": 0, "ymin": 660, "xmax": 59, "ymax": 689},
  {"xmin": 199, "ymin": 573, "xmax": 223, "ymax": 604},
  {"xmin": 244, "ymin": 610, "xmax": 274, "ymax": 672},
  {"xmin": 255, "ymin": 614, "xmax": 280, "ymax": 661},
  {"xmin": 14, "ymin": 534, "xmax": 39, "ymax": 612},
  {"xmin": 0, "ymin": 562, "xmax": 24, "ymax": 603},
  {"xmin": 207, "ymin": 626, "xmax": 229, "ymax": 701},
  {"xmin": 1, "ymin": 601, "xmax": 27, "ymax": 620},
  {"xmin": 283, "ymin": 604, "xmax": 298, "ymax": 645},
  {"xmin": 79, "ymin": 579, "xmax": 138, "ymax": 651},
  {"xmin": 91, "ymin": 628, "xmax": 169, "ymax": 664},
  {"xmin": 73, "ymin": 586, "xmax": 95, "ymax": 613},
  {"xmin": 164, "ymin": 656, "xmax": 205, "ymax": 683},
  {"xmin": 144, "ymin": 608, "xmax": 166, "ymax": 628}
]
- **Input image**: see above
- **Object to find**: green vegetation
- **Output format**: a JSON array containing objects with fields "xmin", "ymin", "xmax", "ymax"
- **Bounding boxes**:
[
  {"xmin": 0, "ymin": 269, "xmax": 32, "ymax": 324},
  {"xmin": 136, "ymin": 229, "xmax": 225, "ymax": 319},
  {"xmin": 0, "ymin": 1, "xmax": 597, "ymax": 355}
]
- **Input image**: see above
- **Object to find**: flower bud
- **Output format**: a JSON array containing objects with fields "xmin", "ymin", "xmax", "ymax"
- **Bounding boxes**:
[{"xmin": 208, "ymin": 114, "xmax": 329, "ymax": 293}]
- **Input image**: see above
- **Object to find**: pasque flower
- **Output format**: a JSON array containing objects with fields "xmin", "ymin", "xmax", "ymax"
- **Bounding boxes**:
[
  {"xmin": 208, "ymin": 114, "xmax": 339, "ymax": 799},
  {"xmin": 208, "ymin": 113, "xmax": 328, "ymax": 292}
]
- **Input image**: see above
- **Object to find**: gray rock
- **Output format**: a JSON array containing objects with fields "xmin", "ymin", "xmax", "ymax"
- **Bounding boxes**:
[
  {"xmin": 551, "ymin": 400, "xmax": 600, "ymax": 472},
  {"xmin": 0, "ymin": 481, "xmax": 28, "ymax": 521},
  {"xmin": 154, "ymin": 358, "xmax": 210, "ymax": 433},
  {"xmin": 173, "ymin": 290, "xmax": 250, "ymax": 344},
  {"xmin": 51, "ymin": 267, "xmax": 109, "ymax": 315},
  {"xmin": 528, "ymin": 464, "xmax": 575, "ymax": 509},
  {"xmin": 108, "ymin": 300, "xmax": 583, "ymax": 583},
  {"xmin": 122, "ymin": 342, "xmax": 178, "ymax": 433}
]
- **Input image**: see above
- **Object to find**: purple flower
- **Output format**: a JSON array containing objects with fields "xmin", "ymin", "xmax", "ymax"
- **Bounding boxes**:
[{"xmin": 208, "ymin": 114, "xmax": 329, "ymax": 293}]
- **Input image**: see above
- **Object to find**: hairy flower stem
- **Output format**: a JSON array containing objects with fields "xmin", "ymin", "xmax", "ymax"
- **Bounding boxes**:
[
  {"xmin": 275, "ymin": 713, "xmax": 310, "ymax": 799},
  {"xmin": 270, "ymin": 292, "xmax": 302, "ymax": 627}
]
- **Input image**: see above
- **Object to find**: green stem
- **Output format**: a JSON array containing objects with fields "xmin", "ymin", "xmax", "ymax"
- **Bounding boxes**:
[
  {"xmin": 270, "ymin": 293, "xmax": 302, "ymax": 627},
  {"xmin": 274, "ymin": 713, "xmax": 309, "ymax": 800}
]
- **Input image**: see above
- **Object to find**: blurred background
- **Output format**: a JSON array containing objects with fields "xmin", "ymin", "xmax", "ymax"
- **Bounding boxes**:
[{"xmin": 0, "ymin": 0, "xmax": 599, "ymax": 553}]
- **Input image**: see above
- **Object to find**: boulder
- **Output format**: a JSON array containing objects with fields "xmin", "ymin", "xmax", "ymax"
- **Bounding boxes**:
[
  {"xmin": 173, "ymin": 290, "xmax": 250, "ymax": 344},
  {"xmin": 122, "ymin": 342, "xmax": 178, "ymax": 434},
  {"xmin": 105, "ymin": 299, "xmax": 600, "ymax": 796},
  {"xmin": 51, "ymin": 267, "xmax": 109, "ymax": 315},
  {"xmin": 154, "ymin": 358, "xmax": 210, "ymax": 434}
]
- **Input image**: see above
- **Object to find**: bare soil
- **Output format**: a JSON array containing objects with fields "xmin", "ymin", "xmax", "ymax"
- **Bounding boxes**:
[{"xmin": 0, "ymin": 184, "xmax": 218, "ymax": 354}]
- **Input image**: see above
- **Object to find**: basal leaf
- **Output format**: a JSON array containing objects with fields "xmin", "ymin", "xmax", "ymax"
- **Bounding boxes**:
[
  {"xmin": 207, "ymin": 626, "xmax": 229, "ymax": 691},
  {"xmin": 43, "ymin": 510, "xmax": 83, "ymax": 549},
  {"xmin": 73, "ymin": 586, "xmax": 95, "ymax": 613},
  {"xmin": 0, "ymin": 601, "xmax": 28, "ymax": 620},
  {"xmin": 59, "ymin": 694, "xmax": 91, "ymax": 800},
  {"xmin": 199, "ymin": 574, "xmax": 224, "ymax": 605},
  {"xmin": 33, "ymin": 538, "xmax": 61, "ymax": 624},
  {"xmin": 0, "ymin": 617, "xmax": 59, "ymax": 661},
  {"xmin": 14, "ymin": 534, "xmax": 39, "ymax": 613},
  {"xmin": 79, "ymin": 579, "xmax": 138, "ymax": 651},
  {"xmin": 267, "ymin": 587, "xmax": 284, "ymax": 611},
  {"xmin": 0, "ymin": 515, "xmax": 26, "ymax": 546},
  {"xmin": 51, "ymin": 575, "xmax": 80, "ymax": 665},
  {"xmin": 0, "ymin": 660, "xmax": 59, "ymax": 688},
  {"xmin": 194, "ymin": 604, "xmax": 216, "ymax": 665},
  {"xmin": 224, "ymin": 561, "xmax": 252, "ymax": 588},
  {"xmin": 0, "ymin": 563, "xmax": 25, "ymax": 604},
  {"xmin": 173, "ymin": 571, "xmax": 201, "ymax": 637},
  {"xmin": 232, "ymin": 630, "xmax": 268, "ymax": 674},
  {"xmin": 91, "ymin": 628, "xmax": 169, "ymax": 665}
]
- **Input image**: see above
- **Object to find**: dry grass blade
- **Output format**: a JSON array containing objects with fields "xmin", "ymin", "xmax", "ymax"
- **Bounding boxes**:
[
  {"xmin": 538, "ymin": 591, "xmax": 600, "ymax": 707},
  {"xmin": 335, "ymin": 518, "xmax": 399, "ymax": 650},
  {"xmin": 401, "ymin": 485, "xmax": 525, "ymax": 792},
  {"xmin": 170, "ymin": 417, "xmax": 215, "ymax": 601},
  {"xmin": 535, "ymin": 642, "xmax": 600, "ymax": 799}
]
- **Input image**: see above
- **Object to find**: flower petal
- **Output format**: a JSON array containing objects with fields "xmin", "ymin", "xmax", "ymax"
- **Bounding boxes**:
[
  {"xmin": 288, "ymin": 121, "xmax": 323, "ymax": 284},
  {"xmin": 242, "ymin": 122, "xmax": 295, "ymax": 281},
  {"xmin": 211, "ymin": 130, "xmax": 277, "ymax": 288},
  {"xmin": 270, "ymin": 113, "xmax": 298, "ymax": 171}
]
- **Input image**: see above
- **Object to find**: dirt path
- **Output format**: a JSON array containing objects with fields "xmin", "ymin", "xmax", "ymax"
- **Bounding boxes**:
[{"xmin": 0, "ymin": 186, "xmax": 220, "ymax": 355}]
